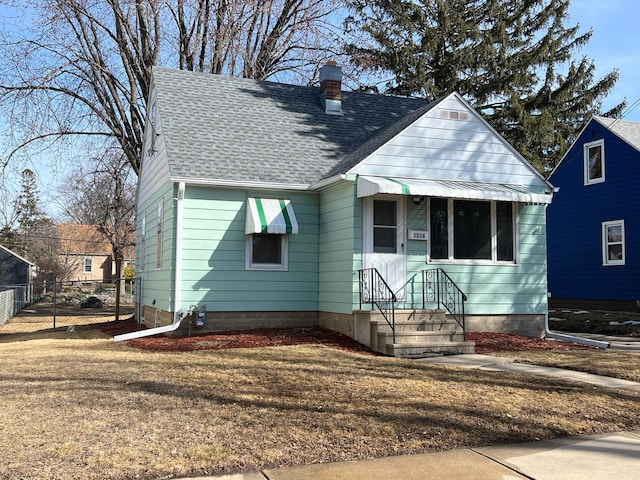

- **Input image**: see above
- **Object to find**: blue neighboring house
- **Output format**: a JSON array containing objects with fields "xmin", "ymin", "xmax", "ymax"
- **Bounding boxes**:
[
  {"xmin": 0, "ymin": 244, "xmax": 33, "ymax": 287},
  {"xmin": 547, "ymin": 116, "xmax": 640, "ymax": 310},
  {"xmin": 0, "ymin": 244, "xmax": 34, "ymax": 322}
]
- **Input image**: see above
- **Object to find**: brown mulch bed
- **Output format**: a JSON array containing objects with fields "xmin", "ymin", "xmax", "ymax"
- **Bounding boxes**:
[{"xmin": 102, "ymin": 317, "xmax": 593, "ymax": 354}]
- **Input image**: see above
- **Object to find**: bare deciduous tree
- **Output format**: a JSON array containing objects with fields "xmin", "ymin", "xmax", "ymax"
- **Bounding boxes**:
[
  {"xmin": 59, "ymin": 146, "xmax": 137, "ymax": 319},
  {"xmin": 0, "ymin": 0, "xmax": 346, "ymax": 175},
  {"xmin": 60, "ymin": 147, "xmax": 136, "ymax": 272}
]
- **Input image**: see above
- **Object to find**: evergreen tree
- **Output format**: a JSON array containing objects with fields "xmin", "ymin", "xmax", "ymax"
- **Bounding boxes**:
[
  {"xmin": 17, "ymin": 169, "xmax": 44, "ymax": 234},
  {"xmin": 346, "ymin": 0, "xmax": 624, "ymax": 172},
  {"xmin": 15, "ymin": 169, "xmax": 61, "ymax": 281}
]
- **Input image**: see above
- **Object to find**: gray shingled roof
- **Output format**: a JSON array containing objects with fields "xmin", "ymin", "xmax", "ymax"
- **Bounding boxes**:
[
  {"xmin": 152, "ymin": 67, "xmax": 427, "ymax": 185},
  {"xmin": 594, "ymin": 116, "xmax": 640, "ymax": 152}
]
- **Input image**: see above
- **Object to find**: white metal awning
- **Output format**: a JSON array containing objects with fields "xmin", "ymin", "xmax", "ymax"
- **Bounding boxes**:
[
  {"xmin": 245, "ymin": 198, "xmax": 299, "ymax": 234},
  {"xmin": 356, "ymin": 176, "xmax": 553, "ymax": 204}
]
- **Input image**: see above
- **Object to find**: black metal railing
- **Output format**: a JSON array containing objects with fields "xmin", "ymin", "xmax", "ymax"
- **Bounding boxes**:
[
  {"xmin": 358, "ymin": 268, "xmax": 397, "ymax": 343},
  {"xmin": 422, "ymin": 268, "xmax": 467, "ymax": 331}
]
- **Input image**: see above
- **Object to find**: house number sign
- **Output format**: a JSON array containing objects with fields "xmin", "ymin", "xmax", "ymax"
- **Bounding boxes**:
[{"xmin": 408, "ymin": 230, "xmax": 428, "ymax": 240}]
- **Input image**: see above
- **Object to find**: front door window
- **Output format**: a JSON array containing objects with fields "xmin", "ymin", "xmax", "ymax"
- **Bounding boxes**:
[{"xmin": 373, "ymin": 200, "xmax": 398, "ymax": 253}]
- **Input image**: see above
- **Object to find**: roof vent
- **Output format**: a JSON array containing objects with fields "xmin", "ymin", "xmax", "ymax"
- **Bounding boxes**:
[{"xmin": 319, "ymin": 61, "xmax": 343, "ymax": 116}]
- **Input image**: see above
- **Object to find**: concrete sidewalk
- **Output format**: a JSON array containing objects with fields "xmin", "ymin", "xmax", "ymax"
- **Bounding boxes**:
[
  {"xmin": 182, "ymin": 431, "xmax": 640, "ymax": 480},
  {"xmin": 419, "ymin": 354, "xmax": 640, "ymax": 392}
]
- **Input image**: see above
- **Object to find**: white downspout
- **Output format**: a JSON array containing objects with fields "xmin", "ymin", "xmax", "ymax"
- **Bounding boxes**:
[
  {"xmin": 115, "ymin": 182, "xmax": 186, "ymax": 342},
  {"xmin": 544, "ymin": 311, "xmax": 609, "ymax": 349},
  {"xmin": 541, "ymin": 203, "xmax": 609, "ymax": 349}
]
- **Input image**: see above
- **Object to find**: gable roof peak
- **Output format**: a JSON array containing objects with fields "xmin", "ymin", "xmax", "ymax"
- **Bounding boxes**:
[{"xmin": 593, "ymin": 115, "xmax": 640, "ymax": 153}]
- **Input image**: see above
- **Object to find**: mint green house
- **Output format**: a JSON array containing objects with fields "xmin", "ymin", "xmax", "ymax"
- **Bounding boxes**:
[{"xmin": 126, "ymin": 64, "xmax": 554, "ymax": 355}]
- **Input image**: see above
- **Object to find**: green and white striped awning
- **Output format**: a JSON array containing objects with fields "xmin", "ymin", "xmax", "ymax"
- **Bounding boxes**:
[
  {"xmin": 356, "ymin": 175, "xmax": 553, "ymax": 204},
  {"xmin": 245, "ymin": 198, "xmax": 299, "ymax": 234}
]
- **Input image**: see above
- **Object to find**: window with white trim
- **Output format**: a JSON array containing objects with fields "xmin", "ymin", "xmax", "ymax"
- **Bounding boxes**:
[
  {"xmin": 83, "ymin": 257, "xmax": 93, "ymax": 273},
  {"xmin": 429, "ymin": 199, "xmax": 516, "ymax": 263},
  {"xmin": 156, "ymin": 199, "xmax": 163, "ymax": 269},
  {"xmin": 584, "ymin": 139, "xmax": 605, "ymax": 185},
  {"xmin": 602, "ymin": 220, "xmax": 625, "ymax": 266},
  {"xmin": 139, "ymin": 211, "xmax": 146, "ymax": 272},
  {"xmin": 245, "ymin": 234, "xmax": 288, "ymax": 270}
]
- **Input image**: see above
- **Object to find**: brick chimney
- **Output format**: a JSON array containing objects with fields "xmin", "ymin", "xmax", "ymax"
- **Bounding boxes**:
[{"xmin": 319, "ymin": 61, "xmax": 343, "ymax": 115}]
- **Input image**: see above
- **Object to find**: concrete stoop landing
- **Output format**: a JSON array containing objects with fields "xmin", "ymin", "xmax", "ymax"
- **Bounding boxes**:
[{"xmin": 354, "ymin": 309, "xmax": 475, "ymax": 358}]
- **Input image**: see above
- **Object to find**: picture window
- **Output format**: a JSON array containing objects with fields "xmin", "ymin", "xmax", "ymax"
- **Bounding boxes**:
[{"xmin": 429, "ymin": 199, "xmax": 516, "ymax": 263}]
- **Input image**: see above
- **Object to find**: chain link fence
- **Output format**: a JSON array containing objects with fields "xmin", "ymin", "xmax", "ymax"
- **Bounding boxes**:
[{"xmin": 0, "ymin": 278, "xmax": 137, "ymax": 335}]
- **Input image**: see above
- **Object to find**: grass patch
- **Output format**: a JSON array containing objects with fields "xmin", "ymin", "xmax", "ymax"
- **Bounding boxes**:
[{"xmin": 1, "ymin": 333, "xmax": 640, "ymax": 479}]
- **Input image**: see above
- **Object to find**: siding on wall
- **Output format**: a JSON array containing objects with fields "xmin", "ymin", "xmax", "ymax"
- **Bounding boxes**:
[
  {"xmin": 548, "ymin": 121, "xmax": 640, "ymax": 301},
  {"xmin": 137, "ymin": 182, "xmax": 176, "ymax": 313},
  {"xmin": 178, "ymin": 186, "xmax": 319, "ymax": 312},
  {"xmin": 400, "ymin": 202, "xmax": 548, "ymax": 315},
  {"xmin": 350, "ymin": 97, "xmax": 547, "ymax": 188},
  {"xmin": 318, "ymin": 181, "xmax": 360, "ymax": 315},
  {"xmin": 137, "ymin": 84, "xmax": 171, "ymax": 209}
]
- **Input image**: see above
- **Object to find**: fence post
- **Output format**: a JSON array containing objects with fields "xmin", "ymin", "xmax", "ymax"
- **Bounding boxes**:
[{"xmin": 53, "ymin": 277, "xmax": 57, "ymax": 331}]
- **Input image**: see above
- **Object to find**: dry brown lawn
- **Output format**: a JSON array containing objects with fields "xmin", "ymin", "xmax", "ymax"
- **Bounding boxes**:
[{"xmin": 1, "ymin": 308, "xmax": 640, "ymax": 479}]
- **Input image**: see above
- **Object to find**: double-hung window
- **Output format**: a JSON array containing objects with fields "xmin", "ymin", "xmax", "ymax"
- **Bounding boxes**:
[
  {"xmin": 584, "ymin": 139, "xmax": 605, "ymax": 185},
  {"xmin": 429, "ymin": 199, "xmax": 516, "ymax": 263},
  {"xmin": 602, "ymin": 220, "xmax": 625, "ymax": 266},
  {"xmin": 83, "ymin": 257, "xmax": 93, "ymax": 273}
]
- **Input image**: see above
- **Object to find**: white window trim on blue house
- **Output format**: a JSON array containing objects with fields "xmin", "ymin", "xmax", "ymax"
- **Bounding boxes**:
[
  {"xmin": 584, "ymin": 139, "xmax": 605, "ymax": 185},
  {"xmin": 602, "ymin": 220, "xmax": 625, "ymax": 266}
]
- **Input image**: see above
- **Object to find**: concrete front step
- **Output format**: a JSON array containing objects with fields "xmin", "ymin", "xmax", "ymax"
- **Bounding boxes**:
[
  {"xmin": 382, "ymin": 330, "xmax": 464, "ymax": 344},
  {"xmin": 360, "ymin": 310, "xmax": 464, "ymax": 330},
  {"xmin": 373, "ymin": 320, "xmax": 463, "ymax": 334},
  {"xmin": 387, "ymin": 341, "xmax": 476, "ymax": 358},
  {"xmin": 354, "ymin": 308, "xmax": 474, "ymax": 357}
]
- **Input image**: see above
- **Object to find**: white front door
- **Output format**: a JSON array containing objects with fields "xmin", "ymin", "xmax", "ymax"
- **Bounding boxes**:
[{"xmin": 363, "ymin": 196, "xmax": 406, "ymax": 300}]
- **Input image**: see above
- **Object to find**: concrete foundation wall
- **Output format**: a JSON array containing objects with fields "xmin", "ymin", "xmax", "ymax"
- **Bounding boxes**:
[
  {"xmin": 465, "ymin": 314, "xmax": 546, "ymax": 338},
  {"xmin": 141, "ymin": 307, "xmax": 319, "ymax": 334},
  {"xmin": 138, "ymin": 305, "xmax": 545, "ymax": 339},
  {"xmin": 142, "ymin": 306, "xmax": 174, "ymax": 329},
  {"xmin": 319, "ymin": 312, "xmax": 353, "ymax": 338}
]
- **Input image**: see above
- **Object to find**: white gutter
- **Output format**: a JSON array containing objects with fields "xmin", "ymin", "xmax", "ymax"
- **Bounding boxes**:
[
  {"xmin": 170, "ymin": 176, "xmax": 310, "ymax": 191},
  {"xmin": 309, "ymin": 174, "xmax": 349, "ymax": 190},
  {"xmin": 114, "ymin": 182, "xmax": 187, "ymax": 342}
]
